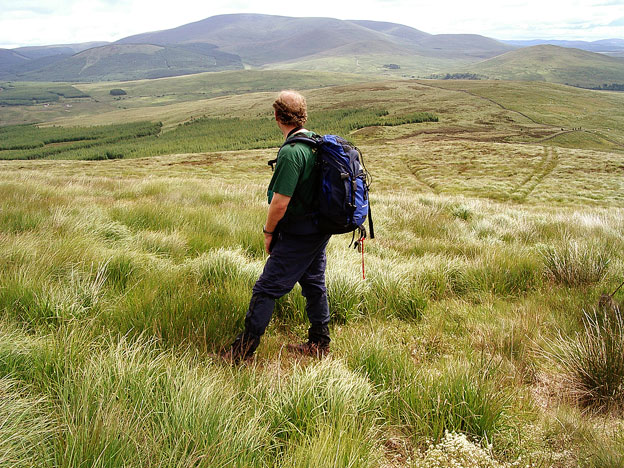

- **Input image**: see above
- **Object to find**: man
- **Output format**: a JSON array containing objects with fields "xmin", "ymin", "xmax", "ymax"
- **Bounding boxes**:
[{"xmin": 224, "ymin": 90, "xmax": 332, "ymax": 362}]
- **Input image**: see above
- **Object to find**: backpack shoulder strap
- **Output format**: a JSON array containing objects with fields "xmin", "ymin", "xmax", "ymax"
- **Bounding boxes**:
[
  {"xmin": 269, "ymin": 134, "xmax": 321, "ymax": 171},
  {"xmin": 281, "ymin": 133, "xmax": 321, "ymax": 150}
]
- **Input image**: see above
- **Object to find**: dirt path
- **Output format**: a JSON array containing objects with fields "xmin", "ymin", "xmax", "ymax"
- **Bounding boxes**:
[{"xmin": 509, "ymin": 146, "xmax": 559, "ymax": 201}]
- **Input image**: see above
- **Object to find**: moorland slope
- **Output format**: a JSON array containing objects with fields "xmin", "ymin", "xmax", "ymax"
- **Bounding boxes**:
[{"xmin": 466, "ymin": 44, "xmax": 624, "ymax": 87}]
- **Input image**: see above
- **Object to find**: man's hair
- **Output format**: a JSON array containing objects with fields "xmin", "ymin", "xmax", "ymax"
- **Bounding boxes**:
[{"xmin": 273, "ymin": 90, "xmax": 307, "ymax": 127}]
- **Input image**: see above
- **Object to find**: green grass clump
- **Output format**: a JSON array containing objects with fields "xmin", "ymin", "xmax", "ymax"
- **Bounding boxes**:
[
  {"xmin": 581, "ymin": 427, "xmax": 624, "ymax": 468},
  {"xmin": 342, "ymin": 328, "xmax": 513, "ymax": 448},
  {"xmin": 396, "ymin": 362, "xmax": 512, "ymax": 445},
  {"xmin": 265, "ymin": 359, "xmax": 379, "ymax": 440},
  {"xmin": 0, "ymin": 378, "xmax": 54, "ymax": 467},
  {"xmin": 546, "ymin": 305, "xmax": 624, "ymax": 412},
  {"xmin": 0, "ymin": 262, "xmax": 108, "ymax": 330},
  {"xmin": 540, "ymin": 239, "xmax": 612, "ymax": 287}
]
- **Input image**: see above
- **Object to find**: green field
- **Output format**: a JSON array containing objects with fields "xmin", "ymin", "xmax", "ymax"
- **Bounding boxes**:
[
  {"xmin": 1, "ymin": 73, "xmax": 624, "ymax": 467},
  {"xmin": 0, "ymin": 71, "xmax": 372, "ymax": 127},
  {"xmin": 0, "ymin": 82, "xmax": 89, "ymax": 106}
]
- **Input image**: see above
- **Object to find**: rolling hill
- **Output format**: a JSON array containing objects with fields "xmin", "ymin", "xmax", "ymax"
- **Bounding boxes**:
[
  {"xmin": 0, "ymin": 14, "xmax": 517, "ymax": 81},
  {"xmin": 464, "ymin": 45, "xmax": 624, "ymax": 87},
  {"xmin": 2, "ymin": 43, "xmax": 243, "ymax": 81},
  {"xmin": 0, "ymin": 41, "xmax": 111, "ymax": 80},
  {"xmin": 1, "ymin": 14, "xmax": 622, "ymax": 85},
  {"xmin": 116, "ymin": 14, "xmax": 421, "ymax": 66},
  {"xmin": 117, "ymin": 14, "xmax": 513, "ymax": 66},
  {"xmin": 0, "ymin": 49, "xmax": 29, "ymax": 69},
  {"xmin": 502, "ymin": 38, "xmax": 624, "ymax": 54},
  {"xmin": 12, "ymin": 42, "xmax": 110, "ymax": 59}
]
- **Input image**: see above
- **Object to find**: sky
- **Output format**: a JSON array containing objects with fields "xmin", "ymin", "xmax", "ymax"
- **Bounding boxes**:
[{"xmin": 0, "ymin": 0, "xmax": 623, "ymax": 49}]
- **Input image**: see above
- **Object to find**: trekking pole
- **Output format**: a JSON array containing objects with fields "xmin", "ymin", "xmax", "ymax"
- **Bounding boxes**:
[
  {"xmin": 610, "ymin": 278, "xmax": 624, "ymax": 298},
  {"xmin": 360, "ymin": 236, "xmax": 366, "ymax": 280}
]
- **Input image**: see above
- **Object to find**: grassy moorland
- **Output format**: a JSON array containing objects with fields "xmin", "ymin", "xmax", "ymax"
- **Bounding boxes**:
[
  {"xmin": 1, "ymin": 76, "xmax": 624, "ymax": 467},
  {"xmin": 0, "ymin": 71, "xmax": 371, "ymax": 127}
]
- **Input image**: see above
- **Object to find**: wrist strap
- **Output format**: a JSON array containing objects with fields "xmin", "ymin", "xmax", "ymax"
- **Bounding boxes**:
[{"xmin": 263, "ymin": 226, "xmax": 274, "ymax": 235}]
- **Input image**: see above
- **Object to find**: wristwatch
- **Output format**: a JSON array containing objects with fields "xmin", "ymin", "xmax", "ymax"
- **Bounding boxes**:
[{"xmin": 262, "ymin": 226, "xmax": 274, "ymax": 235}]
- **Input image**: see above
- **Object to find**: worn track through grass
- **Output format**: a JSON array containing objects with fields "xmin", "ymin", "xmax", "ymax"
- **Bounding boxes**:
[{"xmin": 510, "ymin": 146, "xmax": 560, "ymax": 201}]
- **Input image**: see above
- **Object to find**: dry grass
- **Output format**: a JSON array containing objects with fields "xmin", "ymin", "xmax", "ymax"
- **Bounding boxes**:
[{"xmin": 2, "ymin": 77, "xmax": 624, "ymax": 467}]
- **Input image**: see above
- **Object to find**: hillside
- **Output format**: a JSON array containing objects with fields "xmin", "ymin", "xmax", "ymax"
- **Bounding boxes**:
[
  {"xmin": 0, "ymin": 42, "xmax": 112, "ymax": 80},
  {"xmin": 13, "ymin": 42, "xmax": 110, "ymax": 59},
  {"xmin": 116, "ymin": 14, "xmax": 418, "ymax": 66},
  {"xmin": 0, "ymin": 49, "xmax": 29, "ymax": 69},
  {"xmin": 7, "ymin": 43, "xmax": 243, "ymax": 81},
  {"xmin": 503, "ymin": 38, "xmax": 624, "ymax": 54},
  {"xmin": 1, "ymin": 76, "xmax": 624, "ymax": 468},
  {"xmin": 1, "ymin": 14, "xmax": 622, "ymax": 84},
  {"xmin": 348, "ymin": 20, "xmax": 431, "ymax": 43},
  {"xmin": 117, "ymin": 14, "xmax": 514, "ymax": 66},
  {"xmin": 1, "ymin": 13, "xmax": 514, "ymax": 81},
  {"xmin": 416, "ymin": 34, "xmax": 513, "ymax": 59},
  {"xmin": 465, "ymin": 44, "xmax": 624, "ymax": 87}
]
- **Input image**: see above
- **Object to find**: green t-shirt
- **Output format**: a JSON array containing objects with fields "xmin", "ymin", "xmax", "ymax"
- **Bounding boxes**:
[{"xmin": 267, "ymin": 131, "xmax": 318, "ymax": 218}]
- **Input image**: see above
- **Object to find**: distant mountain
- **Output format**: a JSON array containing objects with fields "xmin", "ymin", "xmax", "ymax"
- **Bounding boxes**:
[
  {"xmin": 116, "ymin": 14, "xmax": 513, "ymax": 66},
  {"xmin": 1, "ymin": 14, "xmax": 621, "ymax": 83},
  {"xmin": 0, "ymin": 41, "xmax": 112, "ymax": 80},
  {"xmin": 12, "ymin": 42, "xmax": 109, "ymax": 59},
  {"xmin": 465, "ymin": 45, "xmax": 624, "ymax": 87},
  {"xmin": 502, "ymin": 39, "xmax": 624, "ymax": 54},
  {"xmin": 0, "ymin": 49, "xmax": 29, "ymax": 69},
  {"xmin": 416, "ymin": 34, "xmax": 513, "ymax": 59},
  {"xmin": 117, "ymin": 14, "xmax": 413, "ymax": 66},
  {"xmin": 1, "ymin": 43, "xmax": 242, "ymax": 81},
  {"xmin": 348, "ymin": 20, "xmax": 431, "ymax": 43}
]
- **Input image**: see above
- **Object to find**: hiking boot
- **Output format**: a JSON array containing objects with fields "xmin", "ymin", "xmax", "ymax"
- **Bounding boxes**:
[
  {"xmin": 217, "ymin": 347, "xmax": 253, "ymax": 365},
  {"xmin": 286, "ymin": 341, "xmax": 329, "ymax": 357},
  {"xmin": 218, "ymin": 332, "xmax": 260, "ymax": 364}
]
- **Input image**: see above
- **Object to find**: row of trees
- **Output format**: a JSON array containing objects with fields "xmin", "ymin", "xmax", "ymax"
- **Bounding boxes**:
[
  {"xmin": 569, "ymin": 83, "xmax": 624, "ymax": 92},
  {"xmin": 0, "ymin": 108, "xmax": 438, "ymax": 161}
]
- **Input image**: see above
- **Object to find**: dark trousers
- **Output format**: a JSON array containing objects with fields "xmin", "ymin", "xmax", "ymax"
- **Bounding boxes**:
[{"xmin": 244, "ymin": 231, "xmax": 332, "ymax": 344}]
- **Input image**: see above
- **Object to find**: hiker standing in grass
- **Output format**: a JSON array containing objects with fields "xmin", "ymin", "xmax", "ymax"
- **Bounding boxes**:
[{"xmin": 224, "ymin": 90, "xmax": 332, "ymax": 362}]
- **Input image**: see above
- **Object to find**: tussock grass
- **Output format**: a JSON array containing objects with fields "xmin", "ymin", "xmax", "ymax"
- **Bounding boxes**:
[
  {"xmin": 540, "ymin": 239, "xmax": 613, "ymax": 287},
  {"xmin": 545, "ymin": 306, "xmax": 624, "ymax": 412},
  {"xmin": 396, "ymin": 361, "xmax": 512, "ymax": 445},
  {"xmin": 1, "ymin": 116, "xmax": 624, "ymax": 466},
  {"xmin": 0, "ymin": 377, "xmax": 54, "ymax": 467},
  {"xmin": 341, "ymin": 325, "xmax": 514, "ymax": 449},
  {"xmin": 581, "ymin": 424, "xmax": 624, "ymax": 468}
]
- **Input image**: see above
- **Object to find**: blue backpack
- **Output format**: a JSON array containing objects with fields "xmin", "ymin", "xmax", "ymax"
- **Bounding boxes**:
[{"xmin": 275, "ymin": 133, "xmax": 375, "ymax": 243}]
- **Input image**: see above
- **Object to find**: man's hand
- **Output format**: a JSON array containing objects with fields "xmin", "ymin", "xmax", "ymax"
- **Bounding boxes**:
[
  {"xmin": 264, "ymin": 192, "xmax": 291, "ymax": 254},
  {"xmin": 264, "ymin": 232, "xmax": 273, "ymax": 254}
]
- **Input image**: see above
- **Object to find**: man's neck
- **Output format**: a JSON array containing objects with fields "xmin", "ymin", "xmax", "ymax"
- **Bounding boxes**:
[{"xmin": 279, "ymin": 123, "xmax": 306, "ymax": 139}]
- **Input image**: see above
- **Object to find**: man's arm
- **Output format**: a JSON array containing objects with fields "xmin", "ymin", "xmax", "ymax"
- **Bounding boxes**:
[{"xmin": 264, "ymin": 192, "xmax": 291, "ymax": 253}]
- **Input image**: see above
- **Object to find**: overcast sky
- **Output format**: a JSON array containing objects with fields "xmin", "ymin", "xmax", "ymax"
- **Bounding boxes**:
[{"xmin": 1, "ymin": 0, "xmax": 623, "ymax": 49}]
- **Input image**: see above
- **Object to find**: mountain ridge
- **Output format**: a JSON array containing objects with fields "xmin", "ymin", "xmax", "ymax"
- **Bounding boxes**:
[{"xmin": 0, "ymin": 14, "xmax": 622, "ymax": 84}]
